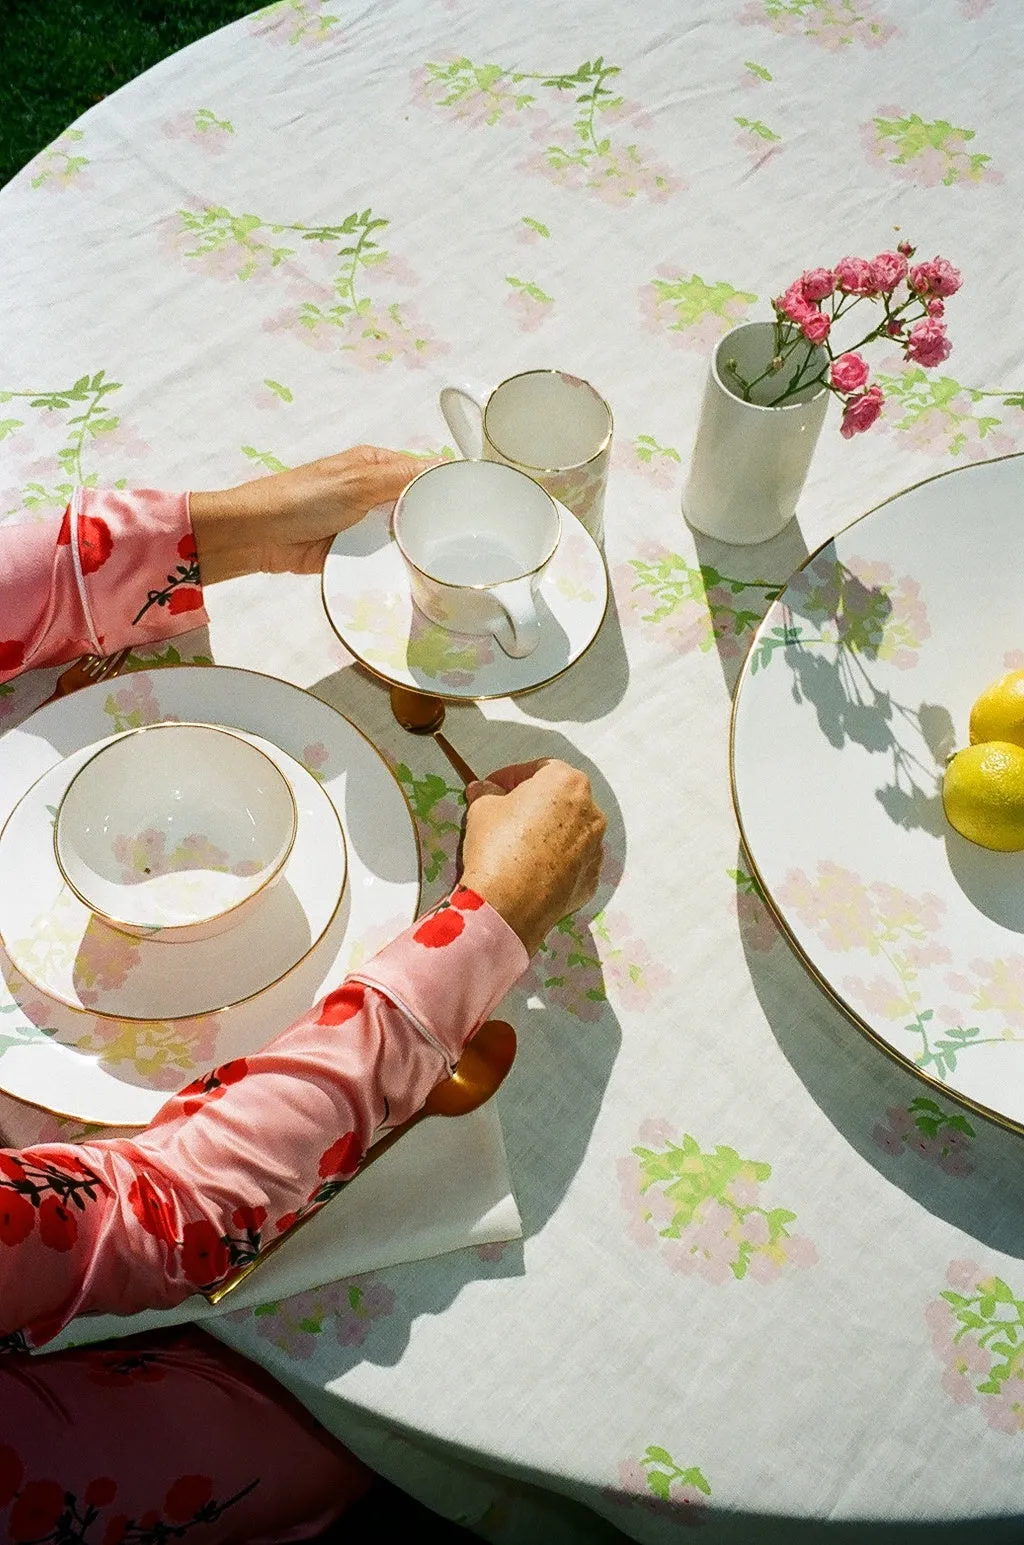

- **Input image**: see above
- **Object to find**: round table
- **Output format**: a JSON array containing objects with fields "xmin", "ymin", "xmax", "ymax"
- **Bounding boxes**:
[{"xmin": 2, "ymin": 1, "xmax": 1024, "ymax": 1540}]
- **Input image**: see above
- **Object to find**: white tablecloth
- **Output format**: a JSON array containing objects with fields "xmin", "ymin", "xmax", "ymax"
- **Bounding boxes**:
[{"xmin": 2, "ymin": 1, "xmax": 1024, "ymax": 1539}]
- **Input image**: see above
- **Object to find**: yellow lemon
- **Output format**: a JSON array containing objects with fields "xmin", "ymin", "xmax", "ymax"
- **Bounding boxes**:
[
  {"xmin": 969, "ymin": 669, "xmax": 1024, "ymax": 748},
  {"xmin": 943, "ymin": 741, "xmax": 1024, "ymax": 851}
]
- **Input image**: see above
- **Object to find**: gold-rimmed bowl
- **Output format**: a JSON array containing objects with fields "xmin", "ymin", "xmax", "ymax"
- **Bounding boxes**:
[{"xmin": 54, "ymin": 722, "xmax": 297, "ymax": 943}]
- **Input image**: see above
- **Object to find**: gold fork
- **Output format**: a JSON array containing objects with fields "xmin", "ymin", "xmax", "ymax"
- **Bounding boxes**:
[{"xmin": 38, "ymin": 647, "xmax": 133, "ymax": 708}]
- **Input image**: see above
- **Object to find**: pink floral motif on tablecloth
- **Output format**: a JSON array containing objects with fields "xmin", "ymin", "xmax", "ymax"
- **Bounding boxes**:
[
  {"xmin": 734, "ymin": 116, "xmax": 783, "ymax": 165},
  {"xmin": 872, "ymin": 1098, "xmax": 975, "ymax": 1175},
  {"xmin": 620, "ymin": 1123, "xmax": 817, "ymax": 1283},
  {"xmin": 603, "ymin": 1447, "xmax": 711, "ymax": 1525},
  {"xmin": 393, "ymin": 763, "xmax": 464, "ymax": 894},
  {"xmin": 861, "ymin": 108, "xmax": 1002, "ymax": 186},
  {"xmin": 0, "ymin": 369, "xmax": 129, "ymax": 520},
  {"xmin": 240, "ymin": 1275, "xmax": 395, "ymax": 1358},
  {"xmin": 927, "ymin": 1261, "xmax": 1024, "ymax": 1432},
  {"xmin": 414, "ymin": 55, "xmax": 681, "ymax": 204},
  {"xmin": 739, "ymin": 0, "xmax": 897, "ymax": 50},
  {"xmin": 161, "ymin": 108, "xmax": 235, "ymax": 153},
  {"xmin": 730, "ymin": 868, "xmax": 782, "ymax": 954},
  {"xmin": 25, "ymin": 130, "xmax": 92, "ymax": 192},
  {"xmin": 505, "ymin": 276, "xmax": 553, "ymax": 333},
  {"xmin": 613, "ymin": 435, "xmax": 682, "ymax": 490},
  {"xmin": 876, "ymin": 367, "xmax": 1022, "ymax": 461},
  {"xmin": 640, "ymin": 269, "xmax": 758, "ymax": 351},
  {"xmin": 247, "ymin": 0, "xmax": 346, "ymax": 49},
  {"xmin": 523, "ymin": 888, "xmax": 669, "ymax": 1022},
  {"xmin": 615, "ymin": 543, "xmax": 781, "ymax": 663}
]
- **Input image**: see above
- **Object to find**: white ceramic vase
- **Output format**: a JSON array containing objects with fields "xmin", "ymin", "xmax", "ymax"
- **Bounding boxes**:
[{"xmin": 682, "ymin": 320, "xmax": 829, "ymax": 545}]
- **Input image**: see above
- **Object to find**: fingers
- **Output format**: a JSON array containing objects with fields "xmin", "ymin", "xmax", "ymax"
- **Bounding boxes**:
[
  {"xmin": 480, "ymin": 758, "xmax": 553, "ymax": 793},
  {"xmin": 350, "ymin": 446, "xmax": 425, "ymax": 506},
  {"xmin": 464, "ymin": 778, "xmax": 505, "ymax": 805}
]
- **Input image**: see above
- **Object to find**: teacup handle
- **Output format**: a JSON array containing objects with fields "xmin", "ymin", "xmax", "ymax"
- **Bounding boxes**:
[
  {"xmin": 492, "ymin": 578, "xmax": 539, "ymax": 659},
  {"xmin": 439, "ymin": 383, "xmax": 487, "ymax": 461}
]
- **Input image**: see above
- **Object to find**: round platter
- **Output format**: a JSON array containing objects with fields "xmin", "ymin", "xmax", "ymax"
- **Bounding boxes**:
[
  {"xmin": 731, "ymin": 453, "xmax": 1024, "ymax": 1133},
  {"xmin": 0, "ymin": 666, "xmax": 420, "ymax": 1126}
]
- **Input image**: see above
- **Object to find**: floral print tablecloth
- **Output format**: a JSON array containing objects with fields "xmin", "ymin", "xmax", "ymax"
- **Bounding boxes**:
[{"xmin": 2, "ymin": 1, "xmax": 1023, "ymax": 1539}]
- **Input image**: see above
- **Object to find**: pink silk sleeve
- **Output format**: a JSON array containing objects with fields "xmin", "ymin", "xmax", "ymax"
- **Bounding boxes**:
[
  {"xmin": 0, "ymin": 488, "xmax": 208, "ymax": 679},
  {"xmin": 0, "ymin": 888, "xmax": 527, "ymax": 1348}
]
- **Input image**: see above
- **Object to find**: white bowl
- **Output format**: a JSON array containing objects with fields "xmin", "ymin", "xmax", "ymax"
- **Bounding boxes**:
[{"xmin": 54, "ymin": 722, "xmax": 298, "ymax": 942}]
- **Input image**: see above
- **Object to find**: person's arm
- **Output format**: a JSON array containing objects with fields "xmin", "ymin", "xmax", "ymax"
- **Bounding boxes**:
[
  {"xmin": 0, "ymin": 447, "xmax": 422, "ymax": 682},
  {"xmin": 0, "ymin": 758, "xmax": 606, "ymax": 1347},
  {"xmin": 0, "ymin": 889, "xmax": 526, "ymax": 1346}
]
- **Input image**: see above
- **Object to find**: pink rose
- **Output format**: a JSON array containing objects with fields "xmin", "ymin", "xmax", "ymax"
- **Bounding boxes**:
[
  {"xmin": 904, "ymin": 317, "xmax": 952, "ymax": 367},
  {"xmin": 840, "ymin": 384, "xmax": 884, "ymax": 438},
  {"xmin": 897, "ymin": 240, "xmax": 915, "ymax": 257},
  {"xmin": 909, "ymin": 257, "xmax": 963, "ymax": 298},
  {"xmin": 869, "ymin": 251, "xmax": 908, "ymax": 291},
  {"xmin": 834, "ymin": 256, "xmax": 877, "ymax": 295},
  {"xmin": 776, "ymin": 281, "xmax": 814, "ymax": 325},
  {"xmin": 927, "ymin": 297, "xmax": 945, "ymax": 317},
  {"xmin": 800, "ymin": 266, "xmax": 835, "ymax": 301},
  {"xmin": 830, "ymin": 351, "xmax": 870, "ymax": 392},
  {"xmin": 801, "ymin": 309, "xmax": 831, "ymax": 343}
]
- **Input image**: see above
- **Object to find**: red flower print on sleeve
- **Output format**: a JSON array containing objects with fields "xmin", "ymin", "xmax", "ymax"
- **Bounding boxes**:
[
  {"xmin": 179, "ymin": 1219, "xmax": 229, "ymax": 1286},
  {"xmin": 317, "ymin": 982, "xmax": 366, "ymax": 1026},
  {"xmin": 79, "ymin": 514, "xmax": 114, "ymax": 575},
  {"xmin": 85, "ymin": 1478, "xmax": 118, "ymax": 1508},
  {"xmin": 177, "ymin": 533, "xmax": 198, "ymax": 562},
  {"xmin": 127, "ymin": 1173, "xmax": 178, "ymax": 1248},
  {"xmin": 177, "ymin": 1057, "xmax": 249, "ymax": 1115},
  {"xmin": 0, "ymin": 1446, "xmax": 23, "ymax": 1507},
  {"xmin": 0, "ymin": 641, "xmax": 25, "ymax": 672},
  {"xmin": 318, "ymin": 1131, "xmax": 361, "ymax": 1179},
  {"xmin": 274, "ymin": 1209, "xmax": 299, "ymax": 1236},
  {"xmin": 165, "ymin": 1475, "xmax": 214, "ymax": 1522},
  {"xmin": 451, "ymin": 886, "xmax": 485, "ymax": 911},
  {"xmin": 38, "ymin": 1194, "xmax": 78, "ymax": 1251},
  {"xmin": 231, "ymin": 1204, "xmax": 267, "ymax": 1232},
  {"xmin": 167, "ymin": 587, "xmax": 203, "ymax": 615},
  {"xmin": 8, "ymin": 1479, "xmax": 65, "ymax": 1543},
  {"xmin": 57, "ymin": 506, "xmax": 71, "ymax": 545},
  {"xmin": 0, "ymin": 1154, "xmax": 26, "ymax": 1182},
  {"xmin": 413, "ymin": 901, "xmax": 466, "ymax": 948},
  {"xmin": 0, "ymin": 1190, "xmax": 35, "ymax": 1247}
]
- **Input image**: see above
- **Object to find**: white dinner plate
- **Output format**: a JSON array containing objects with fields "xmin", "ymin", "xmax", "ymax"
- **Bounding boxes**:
[
  {"xmin": 0, "ymin": 667, "xmax": 420, "ymax": 1125},
  {"xmin": 0, "ymin": 733, "xmax": 346, "ymax": 1023},
  {"xmin": 321, "ymin": 499, "xmax": 608, "ymax": 699},
  {"xmin": 731, "ymin": 453, "xmax": 1024, "ymax": 1133}
]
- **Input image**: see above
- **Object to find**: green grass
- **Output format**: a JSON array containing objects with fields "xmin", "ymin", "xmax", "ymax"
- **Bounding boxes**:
[{"xmin": 0, "ymin": 0, "xmax": 258, "ymax": 186}]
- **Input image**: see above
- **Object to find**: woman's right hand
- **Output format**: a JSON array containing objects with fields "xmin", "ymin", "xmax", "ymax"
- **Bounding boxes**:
[{"xmin": 460, "ymin": 759, "xmax": 607, "ymax": 956}]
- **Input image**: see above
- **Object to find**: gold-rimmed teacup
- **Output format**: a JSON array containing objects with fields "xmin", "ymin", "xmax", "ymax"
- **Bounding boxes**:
[
  {"xmin": 440, "ymin": 368, "xmax": 613, "ymax": 546},
  {"xmin": 54, "ymin": 722, "xmax": 298, "ymax": 943},
  {"xmin": 392, "ymin": 459, "xmax": 560, "ymax": 659}
]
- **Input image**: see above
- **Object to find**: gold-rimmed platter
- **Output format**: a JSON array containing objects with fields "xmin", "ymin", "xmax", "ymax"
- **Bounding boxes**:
[{"xmin": 731, "ymin": 454, "xmax": 1024, "ymax": 1134}]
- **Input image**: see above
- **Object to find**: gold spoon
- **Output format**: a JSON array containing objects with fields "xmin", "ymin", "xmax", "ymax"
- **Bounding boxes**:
[
  {"xmin": 390, "ymin": 684, "xmax": 478, "ymax": 785},
  {"xmin": 204, "ymin": 1018, "xmax": 517, "ymax": 1304}
]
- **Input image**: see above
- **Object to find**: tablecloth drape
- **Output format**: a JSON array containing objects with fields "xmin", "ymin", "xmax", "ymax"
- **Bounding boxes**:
[{"xmin": 3, "ymin": 1, "xmax": 1024, "ymax": 1539}]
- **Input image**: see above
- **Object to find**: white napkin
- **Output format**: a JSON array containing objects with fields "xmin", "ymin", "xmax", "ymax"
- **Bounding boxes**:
[{"xmin": 45, "ymin": 1102, "xmax": 521, "ymax": 1352}]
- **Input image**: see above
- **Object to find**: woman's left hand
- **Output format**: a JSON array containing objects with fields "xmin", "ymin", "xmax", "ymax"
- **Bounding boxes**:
[{"xmin": 189, "ymin": 444, "xmax": 425, "ymax": 584}]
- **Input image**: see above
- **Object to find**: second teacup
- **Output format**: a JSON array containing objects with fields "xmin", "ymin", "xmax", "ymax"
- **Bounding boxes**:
[{"xmin": 392, "ymin": 460, "xmax": 560, "ymax": 659}]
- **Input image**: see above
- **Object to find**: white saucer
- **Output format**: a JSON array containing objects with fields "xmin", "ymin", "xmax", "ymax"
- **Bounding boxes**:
[
  {"xmin": 0, "ymin": 667, "xmax": 420, "ymax": 1126},
  {"xmin": 321, "ymin": 499, "xmax": 608, "ymax": 699},
  {"xmin": 0, "ymin": 733, "xmax": 346, "ymax": 1023}
]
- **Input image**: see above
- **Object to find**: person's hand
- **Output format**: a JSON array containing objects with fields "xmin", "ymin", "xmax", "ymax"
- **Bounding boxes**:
[
  {"xmin": 189, "ymin": 445, "xmax": 425, "ymax": 584},
  {"xmin": 460, "ymin": 759, "xmax": 606, "ymax": 956}
]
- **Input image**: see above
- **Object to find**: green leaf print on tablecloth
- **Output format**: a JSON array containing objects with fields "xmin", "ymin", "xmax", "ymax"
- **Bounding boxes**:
[
  {"xmin": 640, "ymin": 271, "xmax": 758, "ymax": 352},
  {"xmin": 394, "ymin": 764, "xmax": 464, "ymax": 891},
  {"xmin": 505, "ymin": 275, "xmax": 553, "ymax": 333},
  {"xmin": 928, "ymin": 1261, "xmax": 1024, "ymax": 1433},
  {"xmin": 415, "ymin": 56, "xmax": 681, "ymax": 204},
  {"xmin": 161, "ymin": 108, "xmax": 235, "ymax": 154},
  {"xmin": 248, "ymin": 0, "xmax": 343, "ymax": 48},
  {"xmin": 0, "ymin": 370, "xmax": 129, "ymax": 519},
  {"xmin": 605, "ymin": 1447, "xmax": 711, "ymax": 1525},
  {"xmin": 862, "ymin": 110, "xmax": 1001, "ymax": 186},
  {"xmin": 26, "ymin": 130, "xmax": 90, "ymax": 192},
  {"xmin": 522, "ymin": 904, "xmax": 671, "ymax": 1022},
  {"xmin": 169, "ymin": 205, "xmax": 446, "ymax": 368},
  {"xmin": 735, "ymin": 116, "xmax": 783, "ymax": 163},
  {"xmin": 877, "ymin": 368, "xmax": 1022, "ymax": 460},
  {"xmin": 739, "ymin": 0, "xmax": 897, "ymax": 50},
  {"xmin": 615, "ymin": 546, "xmax": 781, "ymax": 666},
  {"xmin": 616, "ymin": 434, "xmax": 682, "ymax": 489},
  {"xmin": 778, "ymin": 861, "xmax": 1024, "ymax": 1079},
  {"xmin": 873, "ymin": 1096, "xmax": 975, "ymax": 1175},
  {"xmin": 232, "ymin": 1275, "xmax": 395, "ymax": 1358},
  {"xmin": 619, "ymin": 1122, "xmax": 817, "ymax": 1282}
]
